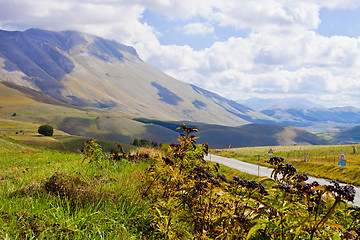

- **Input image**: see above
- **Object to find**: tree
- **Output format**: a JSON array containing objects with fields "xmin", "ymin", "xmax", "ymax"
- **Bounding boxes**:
[
  {"xmin": 133, "ymin": 138, "xmax": 141, "ymax": 147},
  {"xmin": 38, "ymin": 124, "xmax": 54, "ymax": 136}
]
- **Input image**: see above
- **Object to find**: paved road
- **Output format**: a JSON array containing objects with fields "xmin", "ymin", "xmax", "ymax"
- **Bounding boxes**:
[{"xmin": 205, "ymin": 154, "xmax": 360, "ymax": 206}]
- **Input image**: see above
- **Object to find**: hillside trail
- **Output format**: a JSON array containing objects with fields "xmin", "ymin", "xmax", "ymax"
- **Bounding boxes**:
[{"xmin": 205, "ymin": 154, "xmax": 360, "ymax": 206}]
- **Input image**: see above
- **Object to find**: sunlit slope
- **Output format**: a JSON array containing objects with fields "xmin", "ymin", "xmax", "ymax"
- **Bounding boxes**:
[
  {"xmin": 0, "ymin": 82, "xmax": 178, "ymax": 143},
  {"xmin": 0, "ymin": 28, "xmax": 274, "ymax": 126}
]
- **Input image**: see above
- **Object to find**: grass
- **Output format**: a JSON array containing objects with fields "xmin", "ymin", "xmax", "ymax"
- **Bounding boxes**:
[
  {"xmin": 0, "ymin": 118, "xmax": 136, "ymax": 154},
  {"xmin": 0, "ymin": 138, "xmax": 153, "ymax": 239},
  {"xmin": 0, "ymin": 119, "xmax": 69, "ymax": 150},
  {"xmin": 213, "ymin": 144, "xmax": 360, "ymax": 186},
  {"xmin": 0, "ymin": 133, "xmax": 274, "ymax": 239},
  {"xmin": 1, "ymin": 133, "xmax": 359, "ymax": 238},
  {"xmin": 0, "ymin": 82, "xmax": 150, "ymax": 146}
]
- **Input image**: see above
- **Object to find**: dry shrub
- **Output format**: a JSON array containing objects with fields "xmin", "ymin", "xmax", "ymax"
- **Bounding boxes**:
[
  {"xmin": 128, "ymin": 147, "xmax": 163, "ymax": 162},
  {"xmin": 11, "ymin": 173, "xmax": 109, "ymax": 208}
]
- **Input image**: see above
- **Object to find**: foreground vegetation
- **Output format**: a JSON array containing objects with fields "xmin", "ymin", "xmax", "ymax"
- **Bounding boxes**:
[
  {"xmin": 214, "ymin": 144, "xmax": 360, "ymax": 186},
  {"xmin": 1, "ymin": 125, "xmax": 360, "ymax": 239},
  {"xmin": 0, "ymin": 137, "xmax": 155, "ymax": 239},
  {"xmin": 0, "ymin": 134, "xmax": 260, "ymax": 239},
  {"xmin": 141, "ymin": 125, "xmax": 359, "ymax": 239}
]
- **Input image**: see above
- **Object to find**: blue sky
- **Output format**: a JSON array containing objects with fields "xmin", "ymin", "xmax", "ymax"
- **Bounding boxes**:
[
  {"xmin": 317, "ymin": 7, "xmax": 360, "ymax": 37},
  {"xmin": 1, "ymin": 0, "xmax": 360, "ymax": 107}
]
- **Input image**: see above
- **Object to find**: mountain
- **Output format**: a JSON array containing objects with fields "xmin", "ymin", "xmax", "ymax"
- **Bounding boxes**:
[
  {"xmin": 332, "ymin": 125, "xmax": 360, "ymax": 144},
  {"xmin": 237, "ymin": 97, "xmax": 324, "ymax": 110},
  {"xmin": 0, "ymin": 28, "xmax": 274, "ymax": 127},
  {"xmin": 0, "ymin": 28, "xmax": 329, "ymax": 147},
  {"xmin": 258, "ymin": 106, "xmax": 360, "ymax": 133}
]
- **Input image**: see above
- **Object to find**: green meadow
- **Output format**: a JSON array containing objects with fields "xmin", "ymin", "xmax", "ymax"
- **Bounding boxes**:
[
  {"xmin": 0, "ymin": 135, "xmax": 153, "ymax": 239},
  {"xmin": 213, "ymin": 144, "xmax": 360, "ymax": 186},
  {"xmin": 0, "ymin": 130, "xmax": 263, "ymax": 239}
]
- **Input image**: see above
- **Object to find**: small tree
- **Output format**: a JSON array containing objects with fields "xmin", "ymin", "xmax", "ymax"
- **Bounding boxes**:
[
  {"xmin": 133, "ymin": 138, "xmax": 141, "ymax": 147},
  {"xmin": 38, "ymin": 124, "xmax": 54, "ymax": 136}
]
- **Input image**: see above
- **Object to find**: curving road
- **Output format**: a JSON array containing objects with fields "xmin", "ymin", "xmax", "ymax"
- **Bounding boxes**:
[{"xmin": 205, "ymin": 154, "xmax": 360, "ymax": 206}]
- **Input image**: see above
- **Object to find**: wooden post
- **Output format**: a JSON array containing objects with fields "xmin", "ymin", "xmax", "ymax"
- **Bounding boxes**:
[
  {"xmin": 257, "ymin": 155, "xmax": 260, "ymax": 177},
  {"xmin": 353, "ymin": 146, "xmax": 358, "ymax": 154}
]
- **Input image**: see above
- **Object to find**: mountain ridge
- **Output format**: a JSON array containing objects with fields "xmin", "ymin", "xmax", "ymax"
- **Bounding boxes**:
[{"xmin": 0, "ymin": 28, "xmax": 275, "ymax": 127}]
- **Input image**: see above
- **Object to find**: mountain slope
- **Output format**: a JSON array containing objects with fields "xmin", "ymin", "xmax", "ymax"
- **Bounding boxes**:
[
  {"xmin": 332, "ymin": 125, "xmax": 360, "ymax": 144},
  {"xmin": 0, "ymin": 80, "xmax": 327, "ymax": 148},
  {"xmin": 259, "ymin": 106, "xmax": 360, "ymax": 133},
  {"xmin": 134, "ymin": 119, "xmax": 328, "ymax": 148},
  {"xmin": 0, "ymin": 28, "xmax": 274, "ymax": 126}
]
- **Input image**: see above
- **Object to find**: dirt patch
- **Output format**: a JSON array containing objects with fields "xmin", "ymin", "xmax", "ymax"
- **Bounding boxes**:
[{"xmin": 21, "ymin": 148, "xmax": 40, "ymax": 153}]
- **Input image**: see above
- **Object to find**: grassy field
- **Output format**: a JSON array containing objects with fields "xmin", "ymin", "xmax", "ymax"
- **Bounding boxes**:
[
  {"xmin": 0, "ymin": 136, "xmax": 154, "ymax": 239},
  {"xmin": 0, "ymin": 82, "xmax": 184, "ymax": 146},
  {"xmin": 0, "ymin": 133, "xmax": 270, "ymax": 239},
  {"xmin": 213, "ymin": 144, "xmax": 360, "ymax": 186},
  {"xmin": 0, "ymin": 118, "xmax": 135, "ymax": 154}
]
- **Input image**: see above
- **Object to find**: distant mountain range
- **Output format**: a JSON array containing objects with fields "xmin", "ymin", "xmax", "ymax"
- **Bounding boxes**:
[
  {"xmin": 237, "ymin": 97, "xmax": 324, "ymax": 110},
  {"xmin": 0, "ymin": 28, "xmax": 358, "ymax": 146},
  {"xmin": 257, "ymin": 106, "xmax": 360, "ymax": 133},
  {"xmin": 237, "ymin": 98, "xmax": 360, "ymax": 143}
]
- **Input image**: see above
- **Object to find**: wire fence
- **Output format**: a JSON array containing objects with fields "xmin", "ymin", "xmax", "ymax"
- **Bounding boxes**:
[{"xmin": 259, "ymin": 145, "xmax": 360, "ymax": 166}]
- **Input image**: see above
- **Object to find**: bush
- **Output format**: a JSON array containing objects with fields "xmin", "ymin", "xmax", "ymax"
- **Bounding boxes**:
[
  {"xmin": 38, "ymin": 124, "xmax": 54, "ymax": 136},
  {"xmin": 133, "ymin": 138, "xmax": 158, "ymax": 147}
]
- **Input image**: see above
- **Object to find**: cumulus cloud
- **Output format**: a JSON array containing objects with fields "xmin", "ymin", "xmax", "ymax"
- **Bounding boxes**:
[
  {"xmin": 143, "ymin": 29, "xmax": 360, "ymax": 106},
  {"xmin": 178, "ymin": 22, "xmax": 214, "ymax": 36}
]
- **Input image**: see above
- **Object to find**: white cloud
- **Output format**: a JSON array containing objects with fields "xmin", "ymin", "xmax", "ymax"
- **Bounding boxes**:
[
  {"xmin": 212, "ymin": 1, "xmax": 320, "ymax": 34},
  {"xmin": 135, "ymin": 0, "xmax": 216, "ymax": 20},
  {"xmin": 143, "ymin": 29, "xmax": 360, "ymax": 106},
  {"xmin": 178, "ymin": 22, "xmax": 214, "ymax": 36}
]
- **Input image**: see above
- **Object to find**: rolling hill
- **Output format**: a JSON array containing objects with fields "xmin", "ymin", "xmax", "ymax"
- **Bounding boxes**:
[
  {"xmin": 332, "ymin": 125, "xmax": 360, "ymax": 144},
  {"xmin": 134, "ymin": 119, "xmax": 328, "ymax": 148}
]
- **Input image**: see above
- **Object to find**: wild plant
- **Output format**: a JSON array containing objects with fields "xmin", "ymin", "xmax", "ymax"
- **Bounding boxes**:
[
  {"xmin": 142, "ymin": 124, "xmax": 359, "ymax": 239},
  {"xmin": 82, "ymin": 139, "xmax": 107, "ymax": 165}
]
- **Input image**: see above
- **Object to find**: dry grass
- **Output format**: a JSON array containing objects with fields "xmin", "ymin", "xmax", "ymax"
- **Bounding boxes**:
[{"xmin": 214, "ymin": 144, "xmax": 360, "ymax": 186}]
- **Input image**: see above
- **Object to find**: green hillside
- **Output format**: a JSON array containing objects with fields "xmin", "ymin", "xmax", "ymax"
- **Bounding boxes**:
[
  {"xmin": 134, "ymin": 119, "xmax": 328, "ymax": 148},
  {"xmin": 333, "ymin": 125, "xmax": 360, "ymax": 144},
  {"xmin": 214, "ymin": 143, "xmax": 360, "ymax": 185},
  {"xmin": 0, "ymin": 81, "xmax": 178, "ymax": 145},
  {"xmin": 0, "ymin": 81, "xmax": 329, "ymax": 148}
]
